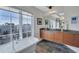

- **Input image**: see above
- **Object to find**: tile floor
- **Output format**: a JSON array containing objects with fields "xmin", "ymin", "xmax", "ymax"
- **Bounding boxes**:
[{"xmin": 36, "ymin": 40, "xmax": 75, "ymax": 53}]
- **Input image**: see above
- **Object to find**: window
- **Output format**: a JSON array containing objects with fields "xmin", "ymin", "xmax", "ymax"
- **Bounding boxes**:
[
  {"xmin": 22, "ymin": 15, "xmax": 32, "ymax": 38},
  {"xmin": 0, "ymin": 9, "xmax": 11, "ymax": 45},
  {"xmin": 0, "ymin": 7, "xmax": 33, "ymax": 53},
  {"xmin": 10, "ymin": 12, "xmax": 19, "ymax": 41},
  {"xmin": 0, "ymin": 7, "xmax": 33, "ymax": 45}
]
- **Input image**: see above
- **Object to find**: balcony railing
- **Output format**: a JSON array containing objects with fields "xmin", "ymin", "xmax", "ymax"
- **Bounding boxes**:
[{"xmin": 0, "ymin": 31, "xmax": 31, "ymax": 45}]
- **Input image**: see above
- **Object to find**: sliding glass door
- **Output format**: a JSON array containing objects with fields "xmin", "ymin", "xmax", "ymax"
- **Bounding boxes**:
[
  {"xmin": 0, "ymin": 9, "xmax": 11, "ymax": 45},
  {"xmin": 0, "ymin": 9, "xmax": 13, "ymax": 52},
  {"xmin": 0, "ymin": 7, "xmax": 33, "ymax": 53}
]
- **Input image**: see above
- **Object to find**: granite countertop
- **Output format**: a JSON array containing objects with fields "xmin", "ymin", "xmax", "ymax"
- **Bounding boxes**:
[{"xmin": 40, "ymin": 28, "xmax": 79, "ymax": 34}]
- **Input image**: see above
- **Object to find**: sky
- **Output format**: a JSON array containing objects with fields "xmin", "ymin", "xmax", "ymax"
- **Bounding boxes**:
[{"xmin": 0, "ymin": 9, "xmax": 31, "ymax": 25}]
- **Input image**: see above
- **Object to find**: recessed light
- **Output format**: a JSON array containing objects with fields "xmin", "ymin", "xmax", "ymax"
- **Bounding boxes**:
[
  {"xmin": 59, "ymin": 13, "xmax": 64, "ymax": 16},
  {"xmin": 49, "ymin": 11, "xmax": 56, "ymax": 14}
]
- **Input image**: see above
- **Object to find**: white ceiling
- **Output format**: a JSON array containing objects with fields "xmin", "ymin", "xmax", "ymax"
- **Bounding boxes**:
[
  {"xmin": 12, "ymin": 6, "xmax": 64, "ymax": 14},
  {"xmin": 35, "ymin": 6, "xmax": 64, "ymax": 13},
  {"xmin": 11, "ymin": 6, "xmax": 64, "ymax": 18},
  {"xmin": 11, "ymin": 6, "xmax": 45, "ymax": 17},
  {"xmin": 34, "ymin": 6, "xmax": 64, "ymax": 18}
]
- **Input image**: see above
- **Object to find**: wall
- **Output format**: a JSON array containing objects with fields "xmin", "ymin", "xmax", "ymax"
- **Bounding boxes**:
[{"xmin": 64, "ymin": 6, "xmax": 79, "ymax": 31}]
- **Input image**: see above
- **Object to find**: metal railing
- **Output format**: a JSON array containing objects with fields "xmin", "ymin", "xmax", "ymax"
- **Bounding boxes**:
[
  {"xmin": 0, "ymin": 33, "xmax": 19, "ymax": 45},
  {"xmin": 0, "ymin": 32, "xmax": 31, "ymax": 45}
]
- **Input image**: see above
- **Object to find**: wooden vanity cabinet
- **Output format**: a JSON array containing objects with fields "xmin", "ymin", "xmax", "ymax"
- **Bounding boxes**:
[{"xmin": 40, "ymin": 29, "xmax": 79, "ymax": 47}]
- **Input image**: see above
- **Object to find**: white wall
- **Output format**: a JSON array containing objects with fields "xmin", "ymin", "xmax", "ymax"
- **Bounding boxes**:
[{"xmin": 64, "ymin": 6, "xmax": 79, "ymax": 31}]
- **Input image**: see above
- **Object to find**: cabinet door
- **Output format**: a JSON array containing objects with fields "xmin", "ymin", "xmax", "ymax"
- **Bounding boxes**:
[
  {"xmin": 40, "ymin": 30, "xmax": 55, "ymax": 41},
  {"xmin": 54, "ymin": 32, "xmax": 63, "ymax": 44},
  {"xmin": 47, "ymin": 32, "xmax": 55, "ymax": 41},
  {"xmin": 40, "ymin": 30, "xmax": 47, "ymax": 39},
  {"xmin": 75, "ymin": 34, "xmax": 79, "ymax": 40},
  {"xmin": 63, "ymin": 33, "xmax": 74, "ymax": 46},
  {"xmin": 40, "ymin": 30, "xmax": 44, "ymax": 38},
  {"xmin": 64, "ymin": 33, "xmax": 79, "ymax": 47},
  {"xmin": 73, "ymin": 34, "xmax": 79, "ymax": 47},
  {"xmin": 41, "ymin": 30, "xmax": 48, "ymax": 40},
  {"xmin": 44, "ymin": 31, "xmax": 48, "ymax": 39}
]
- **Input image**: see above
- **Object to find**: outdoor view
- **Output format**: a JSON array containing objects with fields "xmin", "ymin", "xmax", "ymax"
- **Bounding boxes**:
[
  {"xmin": 22, "ymin": 15, "xmax": 32, "ymax": 38},
  {"xmin": 0, "ymin": 9, "xmax": 32, "ymax": 45}
]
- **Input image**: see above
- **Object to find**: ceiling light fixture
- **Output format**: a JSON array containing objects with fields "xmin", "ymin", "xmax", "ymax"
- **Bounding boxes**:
[
  {"xmin": 47, "ymin": 6, "xmax": 57, "ymax": 14},
  {"xmin": 48, "ymin": 6, "xmax": 53, "ymax": 9}
]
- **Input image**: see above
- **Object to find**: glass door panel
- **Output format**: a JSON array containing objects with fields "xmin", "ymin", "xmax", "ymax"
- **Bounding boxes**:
[
  {"xmin": 10, "ymin": 12, "xmax": 20, "ymax": 52},
  {"xmin": 10, "ymin": 12, "xmax": 19, "ymax": 41},
  {"xmin": 0, "ymin": 7, "xmax": 33, "ymax": 53},
  {"xmin": 22, "ymin": 15, "xmax": 32, "ymax": 38},
  {"xmin": 0, "ymin": 9, "xmax": 13, "ymax": 52}
]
